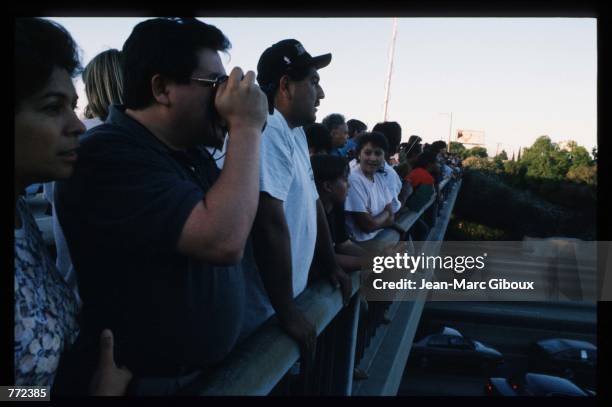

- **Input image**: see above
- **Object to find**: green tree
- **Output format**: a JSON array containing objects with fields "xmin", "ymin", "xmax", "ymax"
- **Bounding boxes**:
[
  {"xmin": 567, "ymin": 164, "xmax": 597, "ymax": 185},
  {"xmin": 465, "ymin": 146, "xmax": 488, "ymax": 158},
  {"xmin": 503, "ymin": 160, "xmax": 523, "ymax": 176},
  {"xmin": 520, "ymin": 136, "xmax": 571, "ymax": 180},
  {"xmin": 495, "ymin": 150, "xmax": 508, "ymax": 161},
  {"xmin": 462, "ymin": 156, "xmax": 495, "ymax": 171},
  {"xmin": 449, "ymin": 141, "xmax": 466, "ymax": 158},
  {"xmin": 565, "ymin": 141, "xmax": 592, "ymax": 169}
]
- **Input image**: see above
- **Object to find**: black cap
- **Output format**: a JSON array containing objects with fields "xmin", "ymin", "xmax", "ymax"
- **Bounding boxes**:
[{"xmin": 257, "ymin": 39, "xmax": 332, "ymax": 89}]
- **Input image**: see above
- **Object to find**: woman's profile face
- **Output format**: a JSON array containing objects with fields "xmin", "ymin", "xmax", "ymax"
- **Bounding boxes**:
[
  {"xmin": 15, "ymin": 67, "xmax": 85, "ymax": 184},
  {"xmin": 359, "ymin": 142, "xmax": 385, "ymax": 176}
]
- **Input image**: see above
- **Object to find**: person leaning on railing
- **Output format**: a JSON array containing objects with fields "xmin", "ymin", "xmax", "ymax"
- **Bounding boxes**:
[
  {"xmin": 14, "ymin": 17, "xmax": 132, "ymax": 395},
  {"xmin": 344, "ymin": 132, "xmax": 404, "ymax": 242},
  {"xmin": 310, "ymin": 154, "xmax": 367, "ymax": 272},
  {"xmin": 243, "ymin": 39, "xmax": 352, "ymax": 362},
  {"xmin": 53, "ymin": 17, "xmax": 268, "ymax": 395}
]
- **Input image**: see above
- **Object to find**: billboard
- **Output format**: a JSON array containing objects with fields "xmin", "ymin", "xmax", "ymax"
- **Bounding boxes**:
[{"xmin": 456, "ymin": 129, "xmax": 485, "ymax": 146}]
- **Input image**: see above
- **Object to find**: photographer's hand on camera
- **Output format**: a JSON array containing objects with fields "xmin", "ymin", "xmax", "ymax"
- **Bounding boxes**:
[{"xmin": 215, "ymin": 67, "xmax": 268, "ymax": 135}]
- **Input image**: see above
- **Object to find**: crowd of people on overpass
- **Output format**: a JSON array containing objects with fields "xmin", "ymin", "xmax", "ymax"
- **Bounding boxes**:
[{"xmin": 14, "ymin": 17, "xmax": 462, "ymax": 395}]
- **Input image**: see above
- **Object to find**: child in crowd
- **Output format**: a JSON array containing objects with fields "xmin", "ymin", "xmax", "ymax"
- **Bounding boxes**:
[
  {"xmin": 344, "ymin": 132, "xmax": 403, "ymax": 242},
  {"xmin": 311, "ymin": 155, "xmax": 366, "ymax": 271}
]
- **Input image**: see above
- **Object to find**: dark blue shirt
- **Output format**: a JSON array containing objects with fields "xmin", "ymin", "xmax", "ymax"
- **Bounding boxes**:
[{"xmin": 55, "ymin": 105, "xmax": 246, "ymax": 378}]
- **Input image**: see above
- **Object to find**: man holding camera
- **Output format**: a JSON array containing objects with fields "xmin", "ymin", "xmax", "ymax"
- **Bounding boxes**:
[{"xmin": 55, "ymin": 18, "xmax": 268, "ymax": 394}]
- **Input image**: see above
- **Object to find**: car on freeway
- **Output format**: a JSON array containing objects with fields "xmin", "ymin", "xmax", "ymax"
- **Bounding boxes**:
[
  {"xmin": 410, "ymin": 326, "xmax": 504, "ymax": 374},
  {"xmin": 528, "ymin": 338, "xmax": 596, "ymax": 389},
  {"xmin": 484, "ymin": 372, "xmax": 594, "ymax": 396}
]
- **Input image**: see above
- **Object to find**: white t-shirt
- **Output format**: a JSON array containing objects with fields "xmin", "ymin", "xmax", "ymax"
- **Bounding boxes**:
[
  {"xmin": 382, "ymin": 161, "xmax": 403, "ymax": 213},
  {"xmin": 241, "ymin": 109, "xmax": 320, "ymax": 338},
  {"xmin": 344, "ymin": 165, "xmax": 394, "ymax": 242}
]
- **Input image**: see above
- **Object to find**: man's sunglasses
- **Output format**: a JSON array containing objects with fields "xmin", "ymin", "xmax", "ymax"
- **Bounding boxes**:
[{"xmin": 190, "ymin": 74, "xmax": 229, "ymax": 89}]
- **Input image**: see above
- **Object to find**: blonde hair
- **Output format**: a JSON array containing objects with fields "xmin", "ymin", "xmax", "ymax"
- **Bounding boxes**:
[{"xmin": 83, "ymin": 49, "xmax": 124, "ymax": 121}]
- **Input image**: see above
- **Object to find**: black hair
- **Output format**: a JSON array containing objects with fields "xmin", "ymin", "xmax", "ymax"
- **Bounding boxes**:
[
  {"xmin": 261, "ymin": 65, "xmax": 312, "ymax": 114},
  {"xmin": 15, "ymin": 18, "xmax": 82, "ymax": 111},
  {"xmin": 347, "ymin": 119, "xmax": 367, "ymax": 137},
  {"xmin": 122, "ymin": 18, "xmax": 231, "ymax": 110},
  {"xmin": 400, "ymin": 141, "xmax": 422, "ymax": 159},
  {"xmin": 372, "ymin": 121, "xmax": 402, "ymax": 155},
  {"xmin": 407, "ymin": 143, "xmax": 422, "ymax": 158},
  {"xmin": 310, "ymin": 154, "xmax": 349, "ymax": 188},
  {"xmin": 305, "ymin": 123, "xmax": 332, "ymax": 154},
  {"xmin": 355, "ymin": 131, "xmax": 389, "ymax": 157},
  {"xmin": 430, "ymin": 140, "xmax": 447, "ymax": 153},
  {"xmin": 414, "ymin": 151, "xmax": 438, "ymax": 169},
  {"xmin": 407, "ymin": 135, "xmax": 422, "ymax": 147},
  {"xmin": 322, "ymin": 113, "xmax": 346, "ymax": 131}
]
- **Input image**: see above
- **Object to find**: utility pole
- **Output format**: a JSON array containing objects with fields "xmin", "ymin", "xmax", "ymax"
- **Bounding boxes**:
[
  {"xmin": 495, "ymin": 142, "xmax": 502, "ymax": 157},
  {"xmin": 447, "ymin": 112, "xmax": 453, "ymax": 153},
  {"xmin": 382, "ymin": 18, "xmax": 398, "ymax": 122}
]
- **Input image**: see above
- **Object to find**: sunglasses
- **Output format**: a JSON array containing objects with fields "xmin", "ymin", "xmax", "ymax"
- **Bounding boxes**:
[{"xmin": 190, "ymin": 74, "xmax": 229, "ymax": 89}]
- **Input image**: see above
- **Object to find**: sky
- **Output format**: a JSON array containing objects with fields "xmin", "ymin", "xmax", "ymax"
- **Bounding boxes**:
[{"xmin": 50, "ymin": 17, "xmax": 597, "ymax": 157}]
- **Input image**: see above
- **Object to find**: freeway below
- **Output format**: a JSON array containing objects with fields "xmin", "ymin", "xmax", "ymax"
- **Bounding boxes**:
[{"xmin": 398, "ymin": 301, "xmax": 596, "ymax": 396}]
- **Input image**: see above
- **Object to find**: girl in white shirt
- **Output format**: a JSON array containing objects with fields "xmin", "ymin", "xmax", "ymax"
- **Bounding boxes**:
[{"xmin": 345, "ymin": 132, "xmax": 404, "ymax": 241}]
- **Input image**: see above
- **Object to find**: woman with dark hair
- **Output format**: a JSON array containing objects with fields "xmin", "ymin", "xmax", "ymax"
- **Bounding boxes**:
[
  {"xmin": 406, "ymin": 151, "xmax": 438, "ymax": 188},
  {"xmin": 344, "ymin": 132, "xmax": 403, "ymax": 241},
  {"xmin": 15, "ymin": 17, "xmax": 131, "ymax": 394}
]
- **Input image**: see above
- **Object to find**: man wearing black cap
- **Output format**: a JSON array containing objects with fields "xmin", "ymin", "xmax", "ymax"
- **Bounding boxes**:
[{"xmin": 242, "ymin": 39, "xmax": 352, "ymax": 356}]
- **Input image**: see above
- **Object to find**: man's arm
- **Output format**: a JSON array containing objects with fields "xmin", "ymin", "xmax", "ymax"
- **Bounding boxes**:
[
  {"xmin": 251, "ymin": 192, "xmax": 317, "ymax": 354},
  {"xmin": 311, "ymin": 200, "xmax": 352, "ymax": 304},
  {"xmin": 334, "ymin": 239, "xmax": 367, "ymax": 272},
  {"xmin": 177, "ymin": 68, "xmax": 267, "ymax": 264}
]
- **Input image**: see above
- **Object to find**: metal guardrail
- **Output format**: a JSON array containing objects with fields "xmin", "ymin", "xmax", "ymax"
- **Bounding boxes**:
[
  {"xmin": 186, "ymin": 177, "xmax": 461, "ymax": 396},
  {"xmin": 180, "ymin": 271, "xmax": 362, "ymax": 395},
  {"xmin": 30, "ymin": 175, "xmax": 461, "ymax": 396},
  {"xmin": 354, "ymin": 178, "xmax": 461, "ymax": 395}
]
